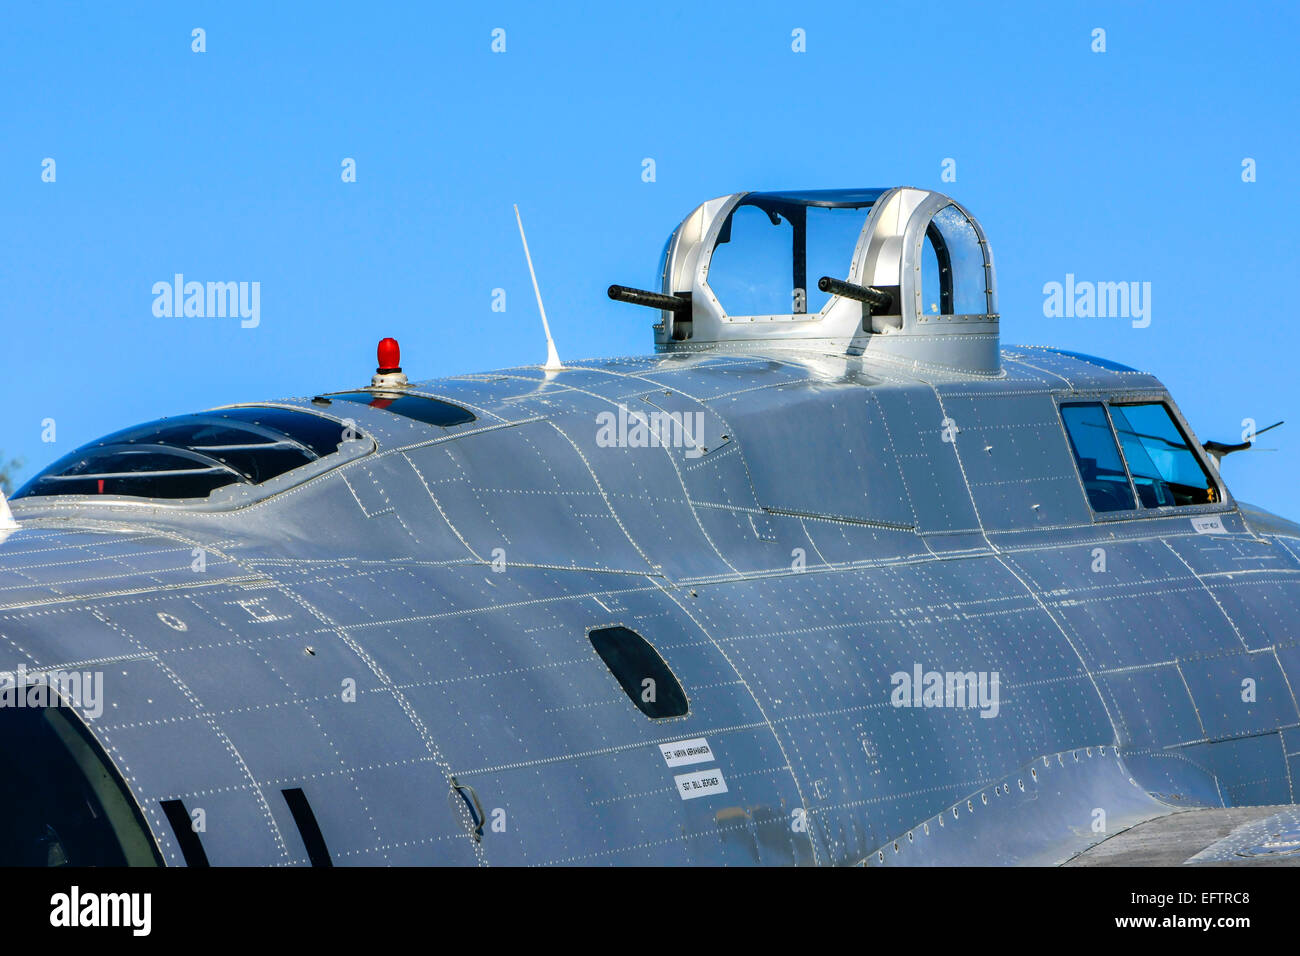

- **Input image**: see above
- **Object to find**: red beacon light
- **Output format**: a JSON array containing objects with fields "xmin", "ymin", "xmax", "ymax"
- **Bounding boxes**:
[
  {"xmin": 377, "ymin": 337, "xmax": 401, "ymax": 373},
  {"xmin": 371, "ymin": 337, "xmax": 409, "ymax": 388}
]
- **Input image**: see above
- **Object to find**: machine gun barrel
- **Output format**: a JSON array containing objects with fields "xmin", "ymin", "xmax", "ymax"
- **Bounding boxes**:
[
  {"xmin": 608, "ymin": 285, "xmax": 692, "ymax": 313},
  {"xmin": 817, "ymin": 276, "xmax": 892, "ymax": 311}
]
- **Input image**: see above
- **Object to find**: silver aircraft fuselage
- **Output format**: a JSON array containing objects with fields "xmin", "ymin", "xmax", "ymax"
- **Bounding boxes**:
[
  {"xmin": 3, "ymin": 345, "xmax": 1299, "ymax": 866},
  {"xmin": 4, "ymin": 185, "xmax": 1298, "ymax": 866}
]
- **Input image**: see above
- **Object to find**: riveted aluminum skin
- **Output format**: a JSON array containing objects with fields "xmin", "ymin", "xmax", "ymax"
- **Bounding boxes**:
[
  {"xmin": 4, "ymin": 186, "xmax": 1297, "ymax": 866},
  {"xmin": 4, "ymin": 345, "xmax": 1297, "ymax": 866}
]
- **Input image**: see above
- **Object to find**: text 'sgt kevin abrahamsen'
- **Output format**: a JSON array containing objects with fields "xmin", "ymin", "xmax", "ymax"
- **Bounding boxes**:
[{"xmin": 3, "ymin": 186, "xmax": 1298, "ymax": 867}]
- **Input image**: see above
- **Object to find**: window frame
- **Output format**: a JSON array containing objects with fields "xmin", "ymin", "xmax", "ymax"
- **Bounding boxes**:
[
  {"xmin": 919, "ymin": 204, "xmax": 991, "ymax": 319},
  {"xmin": 1055, "ymin": 392, "xmax": 1229, "ymax": 522},
  {"xmin": 10, "ymin": 404, "xmax": 375, "ymax": 513},
  {"xmin": 701, "ymin": 193, "xmax": 883, "ymax": 324},
  {"xmin": 1058, "ymin": 401, "xmax": 1138, "ymax": 515}
]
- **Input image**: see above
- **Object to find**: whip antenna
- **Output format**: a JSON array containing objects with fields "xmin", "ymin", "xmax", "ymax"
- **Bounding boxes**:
[{"xmin": 513, "ymin": 204, "xmax": 562, "ymax": 371}]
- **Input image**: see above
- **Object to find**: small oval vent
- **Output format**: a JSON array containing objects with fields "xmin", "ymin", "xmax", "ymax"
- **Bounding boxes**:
[{"xmin": 588, "ymin": 626, "xmax": 688, "ymax": 719}]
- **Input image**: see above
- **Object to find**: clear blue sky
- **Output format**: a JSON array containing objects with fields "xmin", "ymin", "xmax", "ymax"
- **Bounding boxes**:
[{"xmin": 2, "ymin": 1, "xmax": 1297, "ymax": 513}]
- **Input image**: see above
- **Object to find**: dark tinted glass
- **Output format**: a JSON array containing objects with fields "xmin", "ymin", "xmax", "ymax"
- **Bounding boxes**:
[
  {"xmin": 1060, "ymin": 403, "xmax": 1136, "ymax": 513},
  {"xmin": 20, "ymin": 447, "xmax": 242, "ymax": 499},
  {"xmin": 212, "ymin": 406, "xmax": 347, "ymax": 458},
  {"xmin": 589, "ymin": 626, "xmax": 688, "ymax": 719},
  {"xmin": 14, "ymin": 407, "xmax": 352, "ymax": 500},
  {"xmin": 0, "ymin": 706, "xmax": 158, "ymax": 866},
  {"xmin": 145, "ymin": 422, "xmax": 310, "ymax": 484},
  {"xmin": 1110, "ymin": 403, "xmax": 1216, "ymax": 507},
  {"xmin": 323, "ymin": 392, "xmax": 476, "ymax": 427}
]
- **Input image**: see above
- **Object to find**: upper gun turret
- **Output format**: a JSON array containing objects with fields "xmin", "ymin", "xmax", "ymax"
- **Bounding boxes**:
[{"xmin": 611, "ymin": 187, "xmax": 1000, "ymax": 376}]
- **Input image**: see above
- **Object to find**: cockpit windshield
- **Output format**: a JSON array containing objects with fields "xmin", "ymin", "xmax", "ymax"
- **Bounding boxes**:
[{"xmin": 13, "ymin": 406, "xmax": 355, "ymax": 501}]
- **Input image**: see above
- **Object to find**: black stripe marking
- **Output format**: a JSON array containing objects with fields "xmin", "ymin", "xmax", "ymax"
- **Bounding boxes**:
[
  {"xmin": 282, "ymin": 788, "xmax": 332, "ymax": 867},
  {"xmin": 159, "ymin": 799, "xmax": 209, "ymax": 867}
]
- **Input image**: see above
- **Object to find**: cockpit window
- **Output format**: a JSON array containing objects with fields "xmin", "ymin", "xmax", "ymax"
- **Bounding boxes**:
[
  {"xmin": 13, "ymin": 406, "xmax": 354, "ymax": 501},
  {"xmin": 1109, "ymin": 403, "xmax": 1217, "ymax": 507},
  {"xmin": 1061, "ymin": 403, "xmax": 1137, "ymax": 513},
  {"xmin": 706, "ymin": 190, "xmax": 882, "ymax": 317},
  {"xmin": 320, "ymin": 391, "xmax": 476, "ymax": 427},
  {"xmin": 1061, "ymin": 400, "xmax": 1219, "ymax": 513}
]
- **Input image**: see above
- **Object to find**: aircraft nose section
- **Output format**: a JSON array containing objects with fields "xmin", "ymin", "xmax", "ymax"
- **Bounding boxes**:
[
  {"xmin": 0, "ymin": 698, "xmax": 161, "ymax": 865},
  {"xmin": 0, "ymin": 521, "xmax": 489, "ymax": 866},
  {"xmin": 0, "ymin": 523, "xmax": 235, "ymax": 865}
]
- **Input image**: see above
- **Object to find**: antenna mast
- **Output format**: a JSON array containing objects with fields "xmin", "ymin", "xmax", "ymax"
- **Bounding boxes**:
[{"xmin": 513, "ymin": 204, "xmax": 562, "ymax": 372}]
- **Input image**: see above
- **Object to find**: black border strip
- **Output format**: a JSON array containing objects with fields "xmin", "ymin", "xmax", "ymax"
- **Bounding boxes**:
[
  {"xmin": 282, "ymin": 788, "xmax": 333, "ymax": 867},
  {"xmin": 159, "ymin": 799, "xmax": 209, "ymax": 867}
]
